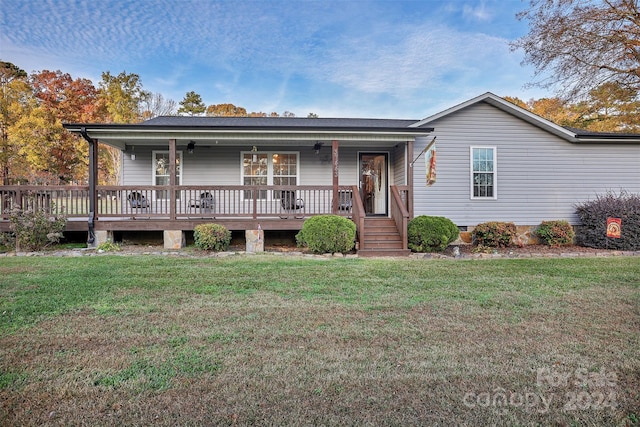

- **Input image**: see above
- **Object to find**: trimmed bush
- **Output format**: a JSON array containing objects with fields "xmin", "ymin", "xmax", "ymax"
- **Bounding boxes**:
[
  {"xmin": 472, "ymin": 221, "xmax": 517, "ymax": 248},
  {"xmin": 407, "ymin": 215, "xmax": 459, "ymax": 253},
  {"xmin": 296, "ymin": 215, "xmax": 356, "ymax": 254},
  {"xmin": 575, "ymin": 190, "xmax": 640, "ymax": 250},
  {"xmin": 193, "ymin": 223, "xmax": 231, "ymax": 251},
  {"xmin": 535, "ymin": 220, "xmax": 575, "ymax": 247},
  {"xmin": 9, "ymin": 203, "xmax": 66, "ymax": 251}
]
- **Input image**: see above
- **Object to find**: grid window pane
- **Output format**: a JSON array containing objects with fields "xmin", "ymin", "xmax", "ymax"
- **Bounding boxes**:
[
  {"xmin": 154, "ymin": 152, "xmax": 181, "ymax": 199},
  {"xmin": 242, "ymin": 152, "xmax": 298, "ymax": 200},
  {"xmin": 472, "ymin": 148, "xmax": 495, "ymax": 198}
]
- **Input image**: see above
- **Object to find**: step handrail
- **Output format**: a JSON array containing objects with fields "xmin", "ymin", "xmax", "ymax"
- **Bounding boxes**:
[
  {"xmin": 390, "ymin": 185, "xmax": 410, "ymax": 251},
  {"xmin": 350, "ymin": 185, "xmax": 366, "ymax": 250}
]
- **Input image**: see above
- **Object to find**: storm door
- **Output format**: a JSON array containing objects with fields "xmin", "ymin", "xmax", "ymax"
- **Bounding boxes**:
[{"xmin": 359, "ymin": 153, "xmax": 388, "ymax": 216}]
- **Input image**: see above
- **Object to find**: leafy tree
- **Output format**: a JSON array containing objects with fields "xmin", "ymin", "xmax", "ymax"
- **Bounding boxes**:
[
  {"xmin": 504, "ymin": 95, "xmax": 579, "ymax": 126},
  {"xmin": 575, "ymin": 82, "xmax": 640, "ymax": 131},
  {"xmin": 98, "ymin": 71, "xmax": 149, "ymax": 183},
  {"xmin": 141, "ymin": 92, "xmax": 177, "ymax": 120},
  {"xmin": 178, "ymin": 91, "xmax": 206, "ymax": 116},
  {"xmin": 10, "ymin": 106, "xmax": 76, "ymax": 183},
  {"xmin": 512, "ymin": 0, "xmax": 640, "ymax": 99},
  {"xmin": 99, "ymin": 71, "xmax": 149, "ymax": 123},
  {"xmin": 9, "ymin": 70, "xmax": 105, "ymax": 184},
  {"xmin": 31, "ymin": 70, "xmax": 102, "ymax": 122},
  {"xmin": 505, "ymin": 82, "xmax": 639, "ymax": 132},
  {"xmin": 307, "ymin": 112, "xmax": 319, "ymax": 118},
  {"xmin": 0, "ymin": 61, "xmax": 31, "ymax": 184},
  {"xmin": 206, "ymin": 103, "xmax": 247, "ymax": 117}
]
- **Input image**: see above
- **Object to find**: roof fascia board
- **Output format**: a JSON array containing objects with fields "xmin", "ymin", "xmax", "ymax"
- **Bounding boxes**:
[
  {"xmin": 64, "ymin": 123, "xmax": 432, "ymax": 135},
  {"xmin": 573, "ymin": 136, "xmax": 640, "ymax": 143}
]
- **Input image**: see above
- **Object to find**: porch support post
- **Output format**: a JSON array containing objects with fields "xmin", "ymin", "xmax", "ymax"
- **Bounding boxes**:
[
  {"xmin": 332, "ymin": 140, "xmax": 339, "ymax": 214},
  {"xmin": 81, "ymin": 128, "xmax": 98, "ymax": 246},
  {"xmin": 169, "ymin": 139, "xmax": 177, "ymax": 220},
  {"xmin": 407, "ymin": 139, "xmax": 414, "ymax": 219}
]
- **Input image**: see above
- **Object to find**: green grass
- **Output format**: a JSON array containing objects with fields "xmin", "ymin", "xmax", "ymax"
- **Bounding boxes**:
[
  {"xmin": 0, "ymin": 255, "xmax": 638, "ymax": 425},
  {"xmin": 1, "ymin": 256, "xmax": 637, "ymax": 332}
]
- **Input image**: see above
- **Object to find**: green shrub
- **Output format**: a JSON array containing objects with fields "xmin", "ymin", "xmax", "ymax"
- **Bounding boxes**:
[
  {"xmin": 535, "ymin": 220, "xmax": 575, "ymax": 247},
  {"xmin": 407, "ymin": 215, "xmax": 459, "ymax": 252},
  {"xmin": 193, "ymin": 223, "xmax": 231, "ymax": 251},
  {"xmin": 472, "ymin": 221, "xmax": 517, "ymax": 248},
  {"xmin": 575, "ymin": 190, "xmax": 640, "ymax": 250},
  {"xmin": 296, "ymin": 215, "xmax": 356, "ymax": 254},
  {"xmin": 9, "ymin": 203, "xmax": 66, "ymax": 251}
]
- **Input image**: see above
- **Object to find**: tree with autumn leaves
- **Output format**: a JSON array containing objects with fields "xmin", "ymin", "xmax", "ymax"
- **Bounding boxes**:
[
  {"xmin": 0, "ymin": 65, "xmax": 160, "ymax": 185},
  {"xmin": 505, "ymin": 82, "xmax": 639, "ymax": 132},
  {"xmin": 0, "ymin": 61, "xmax": 306, "ymax": 186}
]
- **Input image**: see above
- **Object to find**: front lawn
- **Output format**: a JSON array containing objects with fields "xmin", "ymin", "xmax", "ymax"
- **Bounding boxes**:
[{"xmin": 1, "ymin": 255, "xmax": 638, "ymax": 425}]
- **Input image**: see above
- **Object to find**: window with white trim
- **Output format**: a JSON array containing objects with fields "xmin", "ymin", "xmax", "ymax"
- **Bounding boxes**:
[
  {"xmin": 241, "ymin": 151, "xmax": 299, "ymax": 199},
  {"xmin": 153, "ymin": 151, "xmax": 182, "ymax": 199},
  {"xmin": 470, "ymin": 147, "xmax": 496, "ymax": 199}
]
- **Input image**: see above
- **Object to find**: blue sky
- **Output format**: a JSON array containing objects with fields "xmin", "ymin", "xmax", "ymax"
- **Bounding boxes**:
[{"xmin": 0, "ymin": 0, "xmax": 548, "ymax": 119}]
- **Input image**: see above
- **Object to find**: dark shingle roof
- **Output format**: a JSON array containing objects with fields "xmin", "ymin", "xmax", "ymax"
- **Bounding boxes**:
[
  {"xmin": 564, "ymin": 126, "xmax": 640, "ymax": 139},
  {"xmin": 141, "ymin": 116, "xmax": 419, "ymax": 129}
]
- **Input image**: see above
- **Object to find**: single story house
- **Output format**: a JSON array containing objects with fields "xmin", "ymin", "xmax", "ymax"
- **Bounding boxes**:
[{"xmin": 1, "ymin": 92, "xmax": 638, "ymax": 255}]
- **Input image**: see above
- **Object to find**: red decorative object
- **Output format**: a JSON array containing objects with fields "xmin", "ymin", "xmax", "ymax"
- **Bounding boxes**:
[{"xmin": 606, "ymin": 218, "xmax": 621, "ymax": 238}]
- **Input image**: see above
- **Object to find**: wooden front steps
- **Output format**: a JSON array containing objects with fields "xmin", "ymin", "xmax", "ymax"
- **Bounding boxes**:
[{"xmin": 358, "ymin": 217, "xmax": 410, "ymax": 257}]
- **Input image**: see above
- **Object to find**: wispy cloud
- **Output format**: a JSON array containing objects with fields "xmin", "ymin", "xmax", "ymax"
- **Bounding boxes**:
[
  {"xmin": 463, "ymin": 1, "xmax": 493, "ymax": 22},
  {"xmin": 0, "ymin": 0, "xmax": 544, "ymax": 118}
]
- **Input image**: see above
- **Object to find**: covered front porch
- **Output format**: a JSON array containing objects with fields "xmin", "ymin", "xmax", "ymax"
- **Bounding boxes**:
[{"xmin": 7, "ymin": 116, "xmax": 432, "ymax": 254}]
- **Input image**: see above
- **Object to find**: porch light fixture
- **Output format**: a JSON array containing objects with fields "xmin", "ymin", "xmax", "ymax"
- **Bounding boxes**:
[
  {"xmin": 313, "ymin": 142, "xmax": 323, "ymax": 154},
  {"xmin": 187, "ymin": 141, "xmax": 196, "ymax": 154}
]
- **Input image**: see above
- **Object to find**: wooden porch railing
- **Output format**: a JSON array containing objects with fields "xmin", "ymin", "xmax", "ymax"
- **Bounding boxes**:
[
  {"xmin": 0, "ymin": 185, "xmax": 357, "ymax": 220},
  {"xmin": 1, "ymin": 186, "xmax": 90, "ymax": 219},
  {"xmin": 390, "ymin": 185, "xmax": 410, "ymax": 251},
  {"xmin": 1, "ymin": 184, "xmax": 410, "ymax": 252}
]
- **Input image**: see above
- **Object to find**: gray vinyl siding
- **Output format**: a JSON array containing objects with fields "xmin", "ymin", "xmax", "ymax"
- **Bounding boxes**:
[
  {"xmin": 392, "ymin": 144, "xmax": 406, "ymax": 185},
  {"xmin": 121, "ymin": 144, "xmax": 389, "ymax": 187},
  {"xmin": 413, "ymin": 102, "xmax": 640, "ymax": 227}
]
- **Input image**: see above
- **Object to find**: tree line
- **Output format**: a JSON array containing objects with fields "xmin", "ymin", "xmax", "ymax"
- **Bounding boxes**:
[{"xmin": 0, "ymin": 63, "xmax": 312, "ymax": 186}]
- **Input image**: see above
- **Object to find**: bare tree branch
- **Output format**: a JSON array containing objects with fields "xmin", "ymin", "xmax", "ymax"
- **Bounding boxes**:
[{"xmin": 512, "ymin": 0, "xmax": 640, "ymax": 99}]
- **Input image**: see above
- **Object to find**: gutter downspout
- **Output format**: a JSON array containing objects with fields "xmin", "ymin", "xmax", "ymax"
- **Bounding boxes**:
[{"xmin": 80, "ymin": 128, "xmax": 96, "ymax": 245}]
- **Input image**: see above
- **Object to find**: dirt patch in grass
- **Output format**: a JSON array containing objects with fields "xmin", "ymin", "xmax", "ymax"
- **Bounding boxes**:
[{"xmin": 2, "ymin": 283, "xmax": 638, "ymax": 426}]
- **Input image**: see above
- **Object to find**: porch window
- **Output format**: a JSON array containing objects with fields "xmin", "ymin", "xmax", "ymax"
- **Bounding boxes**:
[
  {"xmin": 470, "ymin": 147, "xmax": 496, "ymax": 199},
  {"xmin": 153, "ymin": 151, "xmax": 182, "ymax": 199},
  {"xmin": 272, "ymin": 153, "xmax": 297, "ymax": 198},
  {"xmin": 241, "ymin": 152, "xmax": 299, "ymax": 199},
  {"xmin": 243, "ymin": 153, "xmax": 268, "ymax": 199}
]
